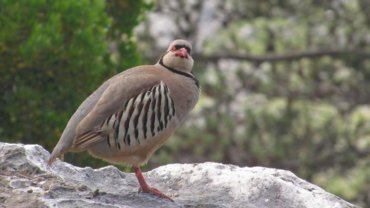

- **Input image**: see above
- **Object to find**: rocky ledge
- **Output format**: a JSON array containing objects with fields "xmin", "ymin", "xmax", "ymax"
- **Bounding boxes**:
[{"xmin": 0, "ymin": 142, "xmax": 358, "ymax": 208}]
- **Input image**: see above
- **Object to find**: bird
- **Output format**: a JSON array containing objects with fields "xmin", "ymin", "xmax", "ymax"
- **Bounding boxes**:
[{"xmin": 48, "ymin": 39, "xmax": 200, "ymax": 201}]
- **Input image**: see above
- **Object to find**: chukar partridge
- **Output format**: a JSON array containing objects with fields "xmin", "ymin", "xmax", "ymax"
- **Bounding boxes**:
[{"xmin": 48, "ymin": 39, "xmax": 199, "ymax": 200}]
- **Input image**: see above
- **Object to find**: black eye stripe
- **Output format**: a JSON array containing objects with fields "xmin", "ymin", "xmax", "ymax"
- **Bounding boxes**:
[
  {"xmin": 184, "ymin": 46, "xmax": 191, "ymax": 53},
  {"xmin": 174, "ymin": 44, "xmax": 191, "ymax": 54}
]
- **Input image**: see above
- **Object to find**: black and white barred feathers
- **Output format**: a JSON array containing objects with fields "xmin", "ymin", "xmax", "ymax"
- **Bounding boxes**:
[{"xmin": 99, "ymin": 81, "xmax": 176, "ymax": 149}]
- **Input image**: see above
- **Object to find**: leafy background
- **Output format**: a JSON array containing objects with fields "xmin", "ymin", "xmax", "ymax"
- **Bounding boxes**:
[{"xmin": 0, "ymin": 0, "xmax": 369, "ymax": 207}]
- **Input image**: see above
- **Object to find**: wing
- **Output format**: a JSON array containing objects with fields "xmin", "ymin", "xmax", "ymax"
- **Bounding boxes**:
[
  {"xmin": 48, "ymin": 78, "xmax": 111, "ymax": 165},
  {"xmin": 73, "ymin": 70, "xmax": 173, "ymax": 149}
]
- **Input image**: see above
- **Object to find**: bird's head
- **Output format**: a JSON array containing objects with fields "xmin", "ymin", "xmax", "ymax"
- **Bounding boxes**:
[{"xmin": 159, "ymin": 39, "xmax": 194, "ymax": 73}]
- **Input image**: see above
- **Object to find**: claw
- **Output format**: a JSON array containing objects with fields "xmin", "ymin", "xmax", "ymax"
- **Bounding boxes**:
[
  {"xmin": 133, "ymin": 165, "xmax": 173, "ymax": 201},
  {"xmin": 140, "ymin": 186, "xmax": 173, "ymax": 201}
]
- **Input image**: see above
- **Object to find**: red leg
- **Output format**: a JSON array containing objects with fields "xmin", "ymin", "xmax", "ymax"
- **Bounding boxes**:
[{"xmin": 132, "ymin": 165, "xmax": 173, "ymax": 201}]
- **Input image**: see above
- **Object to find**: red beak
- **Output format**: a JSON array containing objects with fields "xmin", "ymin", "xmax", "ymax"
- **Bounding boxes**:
[{"xmin": 174, "ymin": 48, "xmax": 188, "ymax": 58}]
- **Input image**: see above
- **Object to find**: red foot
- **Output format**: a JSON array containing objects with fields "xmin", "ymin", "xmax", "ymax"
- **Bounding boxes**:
[
  {"xmin": 133, "ymin": 165, "xmax": 173, "ymax": 201},
  {"xmin": 139, "ymin": 186, "xmax": 173, "ymax": 201}
]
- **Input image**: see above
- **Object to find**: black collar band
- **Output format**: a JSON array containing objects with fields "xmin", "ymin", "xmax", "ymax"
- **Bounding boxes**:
[{"xmin": 159, "ymin": 57, "xmax": 199, "ymax": 88}]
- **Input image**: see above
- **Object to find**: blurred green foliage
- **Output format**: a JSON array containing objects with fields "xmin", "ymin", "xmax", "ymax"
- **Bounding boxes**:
[
  {"xmin": 0, "ymin": 0, "xmax": 152, "ymax": 167},
  {"xmin": 141, "ymin": 1, "xmax": 370, "ymax": 206}
]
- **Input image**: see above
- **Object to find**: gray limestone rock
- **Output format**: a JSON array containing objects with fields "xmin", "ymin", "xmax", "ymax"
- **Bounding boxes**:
[{"xmin": 0, "ymin": 142, "xmax": 358, "ymax": 208}]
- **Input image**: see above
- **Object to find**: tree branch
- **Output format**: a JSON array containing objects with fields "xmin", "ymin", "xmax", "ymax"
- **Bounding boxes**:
[{"xmin": 195, "ymin": 49, "xmax": 370, "ymax": 63}]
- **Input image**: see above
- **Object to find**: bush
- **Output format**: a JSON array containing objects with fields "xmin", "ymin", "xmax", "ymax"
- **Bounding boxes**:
[{"xmin": 0, "ymin": 0, "xmax": 152, "ymax": 168}]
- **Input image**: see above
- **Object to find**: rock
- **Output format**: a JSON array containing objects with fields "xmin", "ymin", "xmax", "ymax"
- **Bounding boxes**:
[{"xmin": 0, "ymin": 142, "xmax": 358, "ymax": 208}]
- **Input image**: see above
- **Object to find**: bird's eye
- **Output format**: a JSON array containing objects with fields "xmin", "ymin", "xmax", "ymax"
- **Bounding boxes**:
[{"xmin": 184, "ymin": 46, "xmax": 191, "ymax": 54}]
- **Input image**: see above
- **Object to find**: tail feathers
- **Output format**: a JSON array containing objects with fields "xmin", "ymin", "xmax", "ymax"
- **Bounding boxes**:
[
  {"xmin": 48, "ymin": 136, "xmax": 72, "ymax": 166},
  {"xmin": 47, "ymin": 155, "xmax": 56, "ymax": 166},
  {"xmin": 48, "ymin": 129, "xmax": 104, "ymax": 166},
  {"xmin": 48, "ymin": 150, "xmax": 65, "ymax": 166}
]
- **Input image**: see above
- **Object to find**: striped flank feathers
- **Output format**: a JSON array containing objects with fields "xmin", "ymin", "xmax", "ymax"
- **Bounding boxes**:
[{"xmin": 74, "ymin": 81, "xmax": 176, "ymax": 150}]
